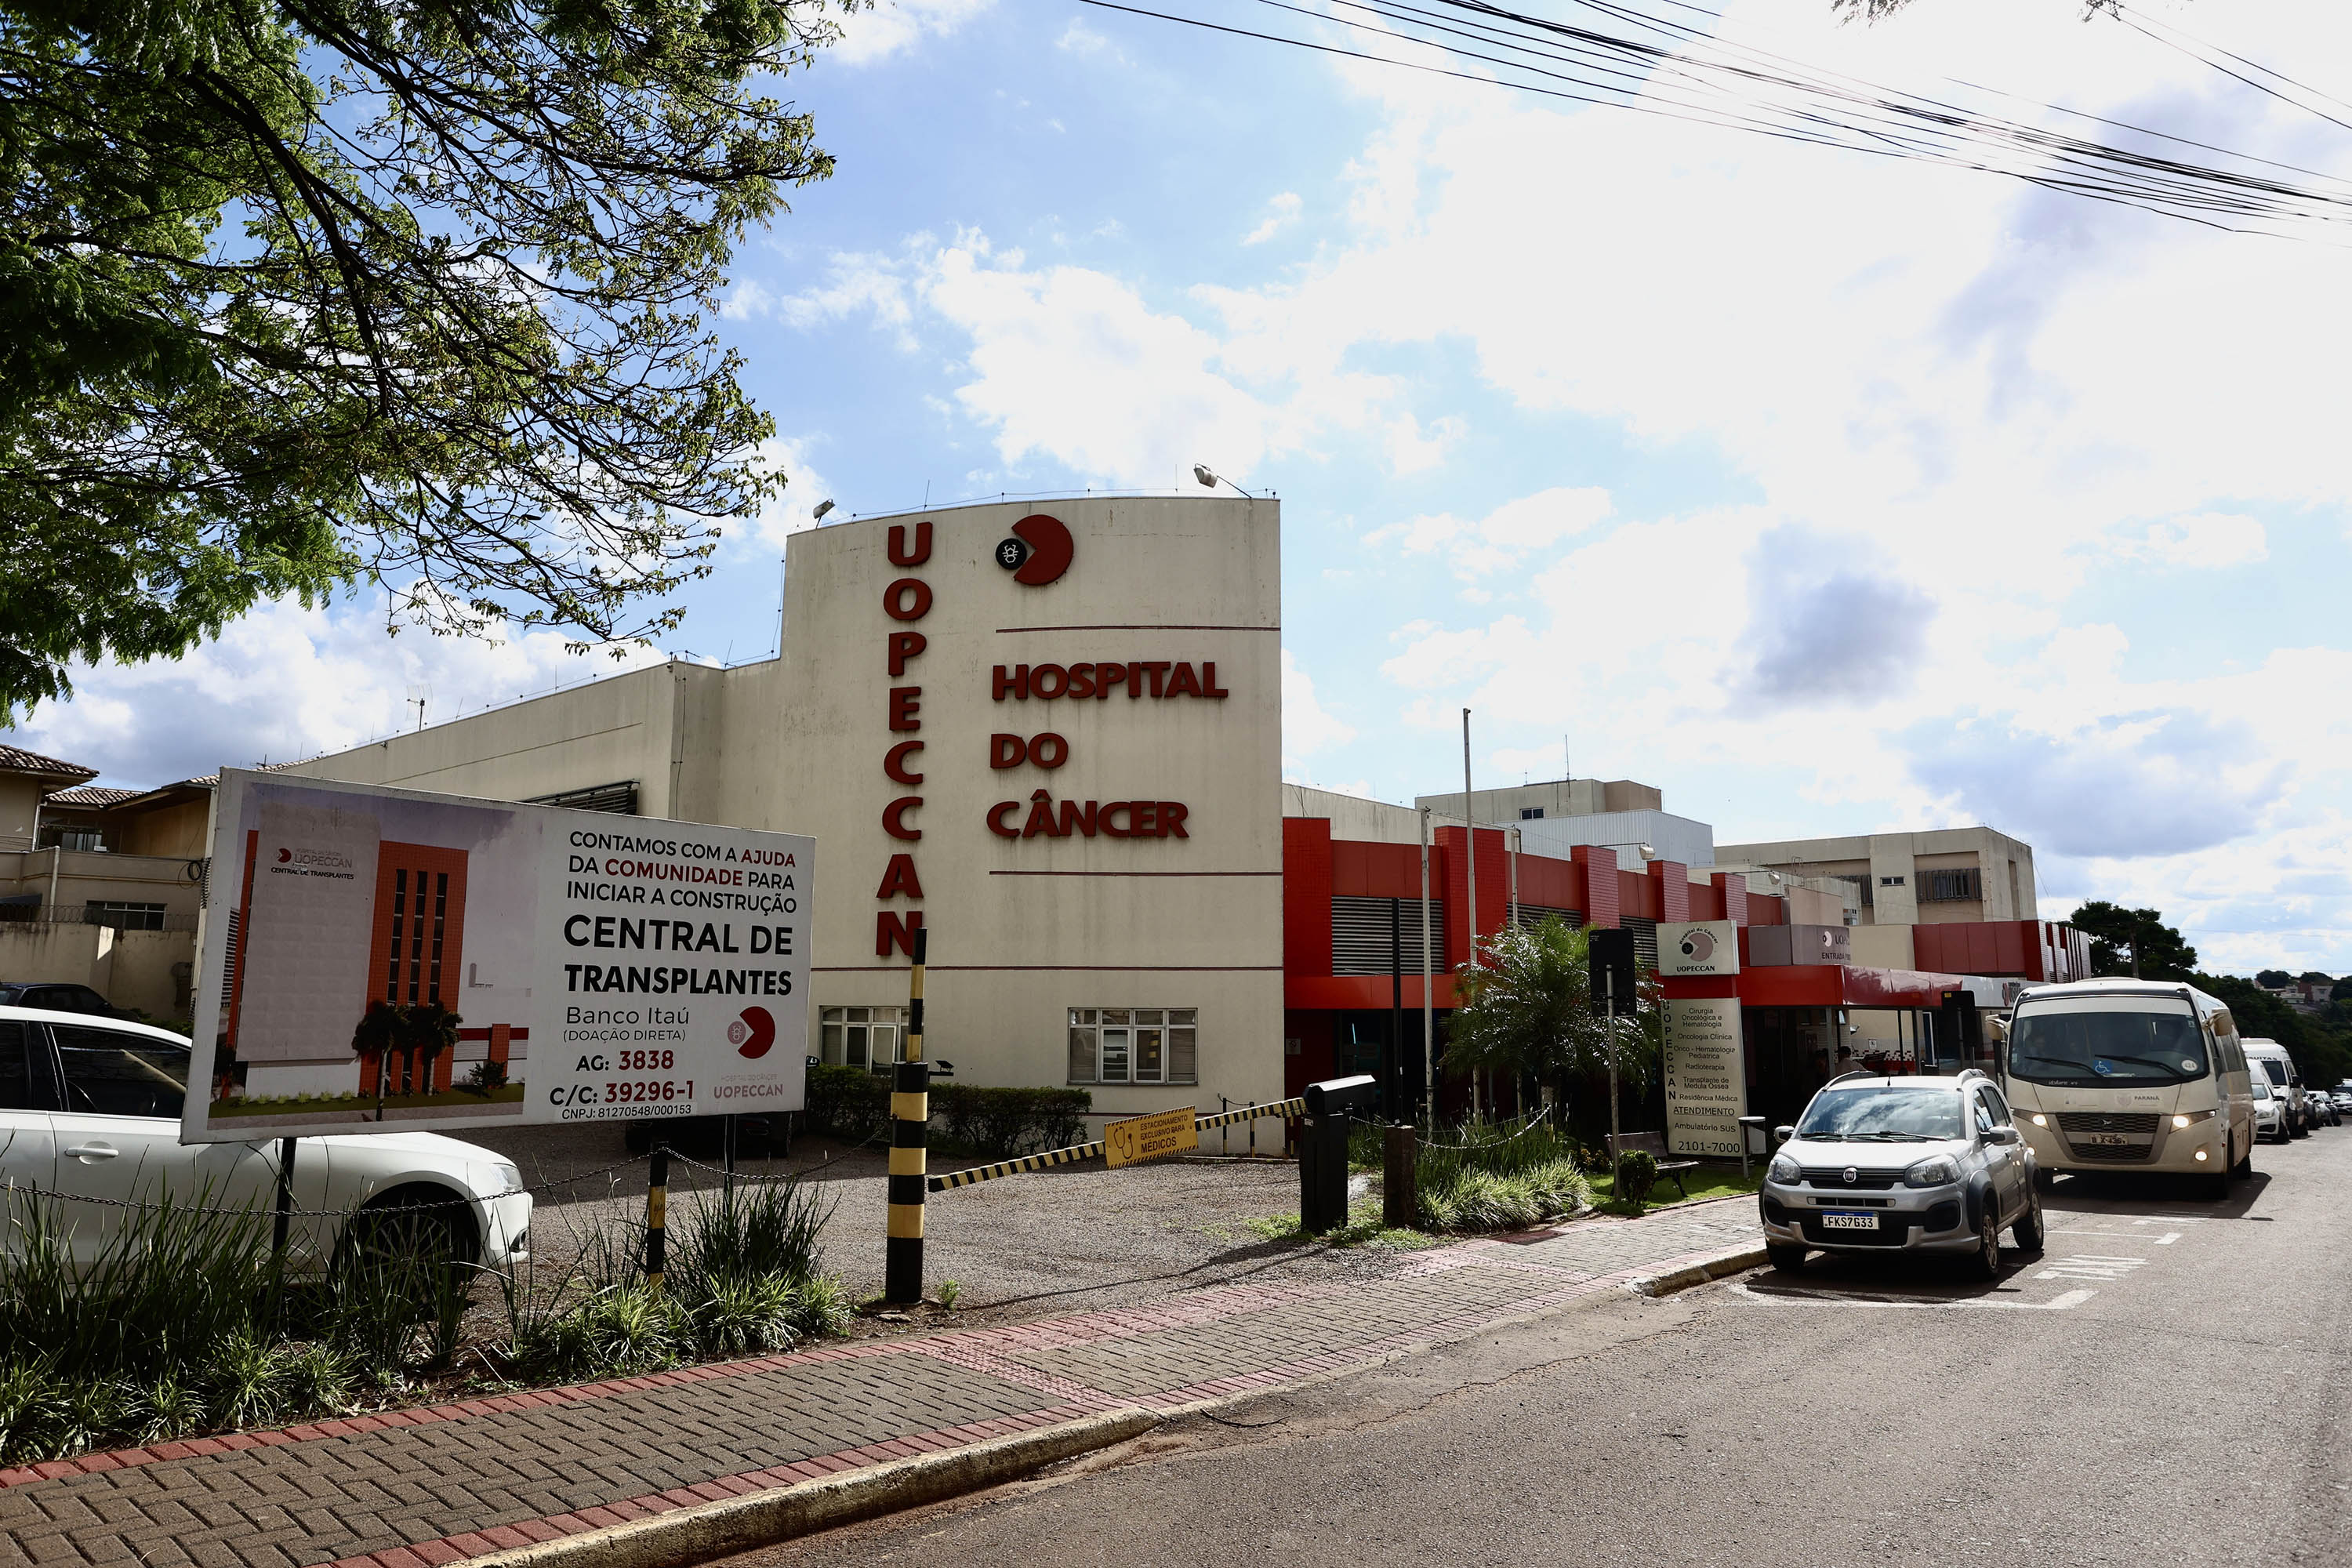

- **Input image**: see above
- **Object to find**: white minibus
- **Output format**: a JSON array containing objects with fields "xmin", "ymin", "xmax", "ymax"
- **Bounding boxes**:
[
  {"xmin": 2000, "ymin": 978, "xmax": 2255, "ymax": 1197},
  {"xmin": 2240, "ymin": 1038, "xmax": 2307, "ymax": 1138}
]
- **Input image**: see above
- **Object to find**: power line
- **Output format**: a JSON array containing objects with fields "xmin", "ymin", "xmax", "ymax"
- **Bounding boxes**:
[{"xmin": 1081, "ymin": 0, "xmax": 2352, "ymax": 239}]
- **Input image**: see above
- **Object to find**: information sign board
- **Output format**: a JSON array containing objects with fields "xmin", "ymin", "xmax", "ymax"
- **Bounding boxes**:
[
  {"xmin": 181, "ymin": 769, "xmax": 812, "ymax": 1142},
  {"xmin": 1663, "ymin": 996, "xmax": 1746, "ymax": 1158},
  {"xmin": 1104, "ymin": 1106, "xmax": 1200, "ymax": 1168}
]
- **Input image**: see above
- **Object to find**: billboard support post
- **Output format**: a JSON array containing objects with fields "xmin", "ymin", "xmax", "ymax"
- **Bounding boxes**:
[
  {"xmin": 884, "ymin": 927, "xmax": 929, "ymax": 1305},
  {"xmin": 270, "ymin": 1136, "xmax": 296, "ymax": 1261}
]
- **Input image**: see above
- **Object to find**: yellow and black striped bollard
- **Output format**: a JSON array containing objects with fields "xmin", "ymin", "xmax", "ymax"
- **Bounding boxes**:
[
  {"xmin": 884, "ymin": 927, "xmax": 929, "ymax": 1303},
  {"xmin": 644, "ymin": 1142, "xmax": 669, "ymax": 1291}
]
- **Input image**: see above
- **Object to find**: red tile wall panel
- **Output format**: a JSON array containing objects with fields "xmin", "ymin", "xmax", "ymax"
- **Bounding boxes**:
[
  {"xmin": 1620, "ymin": 869, "xmax": 1658, "ymax": 921},
  {"xmin": 1571, "ymin": 846, "xmax": 1621, "ymax": 928},
  {"xmin": 1711, "ymin": 873, "xmax": 1750, "ymax": 927},
  {"xmin": 1689, "ymin": 883, "xmax": 1725, "ymax": 922},
  {"xmin": 1281, "ymin": 817, "xmax": 1333, "ymax": 978},
  {"xmin": 1515, "ymin": 851, "xmax": 1584, "ymax": 915},
  {"xmin": 1650, "ymin": 861, "xmax": 1690, "ymax": 923}
]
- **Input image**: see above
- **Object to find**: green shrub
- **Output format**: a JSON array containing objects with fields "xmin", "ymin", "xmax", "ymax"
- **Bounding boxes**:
[
  {"xmin": 1410, "ymin": 1114, "xmax": 1592, "ymax": 1232},
  {"xmin": 804, "ymin": 1063, "xmax": 891, "ymax": 1143},
  {"xmin": 931, "ymin": 1085, "xmax": 1093, "ymax": 1157},
  {"xmin": 1615, "ymin": 1149, "xmax": 1659, "ymax": 1209}
]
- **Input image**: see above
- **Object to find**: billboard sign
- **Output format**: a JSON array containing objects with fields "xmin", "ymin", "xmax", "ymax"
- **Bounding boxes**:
[
  {"xmin": 183, "ymin": 770, "xmax": 812, "ymax": 1143},
  {"xmin": 1662, "ymin": 996, "xmax": 1745, "ymax": 1158}
]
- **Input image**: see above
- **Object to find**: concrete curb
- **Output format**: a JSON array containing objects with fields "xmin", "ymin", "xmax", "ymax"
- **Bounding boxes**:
[
  {"xmin": 454, "ymin": 1406, "xmax": 1163, "ymax": 1568},
  {"xmin": 1627, "ymin": 1242, "xmax": 1769, "ymax": 1298}
]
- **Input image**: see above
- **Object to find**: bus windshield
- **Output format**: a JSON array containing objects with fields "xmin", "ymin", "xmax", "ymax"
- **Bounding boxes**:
[{"xmin": 2008, "ymin": 1003, "xmax": 2205, "ymax": 1087}]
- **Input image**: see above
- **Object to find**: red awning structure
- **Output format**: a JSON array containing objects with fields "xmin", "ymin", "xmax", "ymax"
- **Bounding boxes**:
[{"xmin": 1662, "ymin": 964, "xmax": 1978, "ymax": 1009}]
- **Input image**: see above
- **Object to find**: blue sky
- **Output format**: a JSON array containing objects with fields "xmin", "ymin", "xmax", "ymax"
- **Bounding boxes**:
[{"xmin": 18, "ymin": 0, "xmax": 2352, "ymax": 975}]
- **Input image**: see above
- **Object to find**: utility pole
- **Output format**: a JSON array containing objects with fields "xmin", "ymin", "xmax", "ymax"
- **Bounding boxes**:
[
  {"xmin": 1420, "ymin": 807, "xmax": 1434, "ymax": 1123},
  {"xmin": 1461, "ymin": 708, "xmax": 1477, "ymax": 976}
]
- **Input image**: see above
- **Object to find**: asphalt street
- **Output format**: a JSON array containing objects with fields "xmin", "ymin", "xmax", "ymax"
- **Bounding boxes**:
[{"xmin": 735, "ymin": 1126, "xmax": 2352, "ymax": 1568}]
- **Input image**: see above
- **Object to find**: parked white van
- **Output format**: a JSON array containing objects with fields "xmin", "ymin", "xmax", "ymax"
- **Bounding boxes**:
[
  {"xmin": 2001, "ymin": 979, "xmax": 2256, "ymax": 1197},
  {"xmin": 2241, "ymin": 1039, "xmax": 2308, "ymax": 1138}
]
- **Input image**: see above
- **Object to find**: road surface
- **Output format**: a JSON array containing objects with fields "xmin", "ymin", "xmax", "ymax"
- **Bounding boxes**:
[{"xmin": 734, "ymin": 1128, "xmax": 2352, "ymax": 1567}]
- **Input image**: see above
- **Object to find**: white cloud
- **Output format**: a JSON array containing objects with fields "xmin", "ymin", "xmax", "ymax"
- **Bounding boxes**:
[
  {"xmin": 1282, "ymin": 648, "xmax": 1356, "ymax": 764},
  {"xmin": 1243, "ymin": 192, "xmax": 1303, "ymax": 246},
  {"xmin": 1055, "ymin": 19, "xmax": 1126, "ymax": 61},
  {"xmin": 10, "ymin": 602, "xmax": 666, "ymax": 790},
  {"xmin": 2109, "ymin": 513, "xmax": 2270, "ymax": 568},
  {"xmin": 743, "ymin": 437, "xmax": 837, "ymax": 553},
  {"xmin": 831, "ymin": 0, "xmax": 995, "ymax": 66},
  {"xmin": 1369, "ymin": 486, "xmax": 1613, "ymax": 575}
]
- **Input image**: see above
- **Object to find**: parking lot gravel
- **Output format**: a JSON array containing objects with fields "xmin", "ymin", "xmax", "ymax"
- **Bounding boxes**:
[{"xmin": 464, "ymin": 1123, "xmax": 1421, "ymax": 1330}]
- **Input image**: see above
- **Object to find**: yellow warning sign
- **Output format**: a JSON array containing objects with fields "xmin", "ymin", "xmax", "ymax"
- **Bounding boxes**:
[{"xmin": 1104, "ymin": 1106, "xmax": 1200, "ymax": 1168}]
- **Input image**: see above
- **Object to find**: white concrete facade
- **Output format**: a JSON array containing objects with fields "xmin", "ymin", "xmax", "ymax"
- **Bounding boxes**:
[
  {"xmin": 285, "ymin": 495, "xmax": 1286, "ymax": 1118},
  {"xmin": 1713, "ymin": 826, "xmax": 2038, "ymax": 926}
]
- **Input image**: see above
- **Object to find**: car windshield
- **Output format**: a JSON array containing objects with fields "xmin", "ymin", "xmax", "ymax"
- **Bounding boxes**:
[
  {"xmin": 2250, "ymin": 1080, "xmax": 2271, "ymax": 1100},
  {"xmin": 1796, "ymin": 1087, "xmax": 1964, "ymax": 1141},
  {"xmin": 2009, "ymin": 1003, "xmax": 2205, "ymax": 1086}
]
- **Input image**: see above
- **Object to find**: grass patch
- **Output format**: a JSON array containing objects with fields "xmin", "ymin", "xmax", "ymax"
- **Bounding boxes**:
[
  {"xmin": 0, "ymin": 1173, "xmax": 848, "ymax": 1467},
  {"xmin": 1243, "ymin": 1202, "xmax": 1436, "ymax": 1250},
  {"xmin": 1411, "ymin": 1114, "xmax": 1592, "ymax": 1232},
  {"xmin": 1588, "ymin": 1162, "xmax": 1762, "ymax": 1214}
]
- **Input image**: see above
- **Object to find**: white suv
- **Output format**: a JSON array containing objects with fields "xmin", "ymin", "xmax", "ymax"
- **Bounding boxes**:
[
  {"xmin": 0, "ymin": 1006, "xmax": 530, "ymax": 1267},
  {"xmin": 1760, "ymin": 1069, "xmax": 2044, "ymax": 1279}
]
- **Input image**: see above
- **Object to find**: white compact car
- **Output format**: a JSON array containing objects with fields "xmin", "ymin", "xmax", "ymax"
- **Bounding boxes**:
[
  {"xmin": 2249, "ymin": 1076, "xmax": 2287, "ymax": 1143},
  {"xmin": 0, "ymin": 1006, "xmax": 530, "ymax": 1267}
]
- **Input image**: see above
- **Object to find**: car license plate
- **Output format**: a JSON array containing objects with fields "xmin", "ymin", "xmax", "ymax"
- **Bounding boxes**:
[
  {"xmin": 1820, "ymin": 1210, "xmax": 1879, "ymax": 1230},
  {"xmin": 2086, "ymin": 1132, "xmax": 2131, "ymax": 1147}
]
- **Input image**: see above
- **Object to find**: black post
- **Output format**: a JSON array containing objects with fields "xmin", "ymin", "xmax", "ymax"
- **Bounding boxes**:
[
  {"xmin": 1383, "ymin": 1123, "xmax": 1417, "ymax": 1231},
  {"xmin": 1300, "ymin": 1114, "xmax": 1348, "ymax": 1233},
  {"xmin": 1388, "ymin": 896, "xmax": 1405, "ymax": 1121},
  {"xmin": 645, "ymin": 1143, "xmax": 669, "ymax": 1290},
  {"xmin": 270, "ymin": 1136, "xmax": 297, "ymax": 1261},
  {"xmin": 723, "ymin": 1113, "xmax": 738, "ymax": 1209}
]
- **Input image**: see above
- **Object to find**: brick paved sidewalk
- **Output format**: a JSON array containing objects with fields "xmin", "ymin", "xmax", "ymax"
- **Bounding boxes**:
[{"xmin": 0, "ymin": 1202, "xmax": 1759, "ymax": 1568}]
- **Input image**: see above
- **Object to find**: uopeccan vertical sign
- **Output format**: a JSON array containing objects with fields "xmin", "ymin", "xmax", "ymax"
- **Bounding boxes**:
[
  {"xmin": 1657, "ymin": 920, "xmax": 1744, "ymax": 1157},
  {"xmin": 181, "ymin": 769, "xmax": 813, "ymax": 1143}
]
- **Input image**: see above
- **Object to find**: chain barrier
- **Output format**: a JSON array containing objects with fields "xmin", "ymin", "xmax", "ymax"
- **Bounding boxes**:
[
  {"xmin": 0, "ymin": 1121, "xmax": 902, "ymax": 1221},
  {"xmin": 1408, "ymin": 1103, "xmax": 1555, "ymax": 1152}
]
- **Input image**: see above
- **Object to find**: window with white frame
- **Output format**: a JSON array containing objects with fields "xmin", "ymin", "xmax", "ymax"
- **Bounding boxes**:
[
  {"xmin": 1068, "ymin": 1008, "xmax": 1196, "ymax": 1085},
  {"xmin": 818, "ymin": 1005, "xmax": 906, "ymax": 1073}
]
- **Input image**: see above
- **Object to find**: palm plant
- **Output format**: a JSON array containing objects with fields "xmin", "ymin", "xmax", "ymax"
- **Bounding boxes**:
[{"xmin": 1443, "ymin": 916, "xmax": 1664, "ymax": 1138}]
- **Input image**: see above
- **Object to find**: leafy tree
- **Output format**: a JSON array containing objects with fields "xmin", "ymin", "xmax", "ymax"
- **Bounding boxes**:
[
  {"xmin": 1, "ymin": 0, "xmax": 844, "ymax": 718},
  {"xmin": 2069, "ymin": 902, "xmax": 2198, "ymax": 981},
  {"xmin": 2258, "ymin": 970, "xmax": 2294, "ymax": 989},
  {"xmin": 2198, "ymin": 975, "xmax": 2352, "ymax": 1090},
  {"xmin": 1444, "ymin": 916, "xmax": 1663, "ymax": 1109},
  {"xmin": 2299, "ymin": 972, "xmax": 2334, "ymax": 985},
  {"xmin": 2335, "ymin": 978, "xmax": 2352, "ymax": 1004}
]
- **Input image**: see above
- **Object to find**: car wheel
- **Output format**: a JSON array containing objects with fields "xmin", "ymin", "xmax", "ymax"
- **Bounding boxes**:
[
  {"xmin": 1970, "ymin": 1200, "xmax": 2002, "ymax": 1281},
  {"xmin": 2032, "ymin": 1166, "xmax": 2055, "ymax": 1194},
  {"xmin": 339, "ymin": 1185, "xmax": 480, "ymax": 1273},
  {"xmin": 2231, "ymin": 1138, "xmax": 2253, "ymax": 1178},
  {"xmin": 1766, "ymin": 1242, "xmax": 1808, "ymax": 1275},
  {"xmin": 2010, "ymin": 1185, "xmax": 2045, "ymax": 1255}
]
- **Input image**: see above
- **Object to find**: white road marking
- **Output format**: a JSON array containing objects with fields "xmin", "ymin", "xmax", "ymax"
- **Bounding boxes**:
[
  {"xmin": 2034, "ymin": 1254, "xmax": 2148, "ymax": 1282},
  {"xmin": 2152, "ymin": 1232, "xmax": 2182, "ymax": 1246},
  {"xmin": 1730, "ymin": 1283, "xmax": 2097, "ymax": 1312}
]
